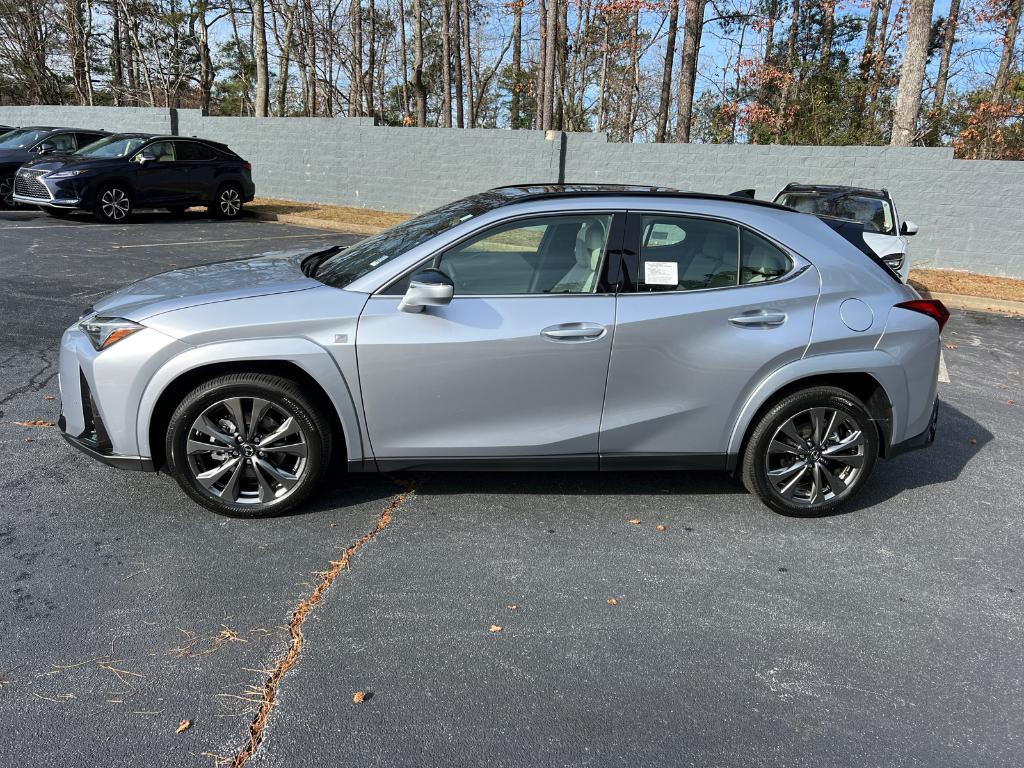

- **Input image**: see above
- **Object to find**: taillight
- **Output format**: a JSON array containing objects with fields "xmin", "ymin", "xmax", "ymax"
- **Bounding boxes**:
[
  {"xmin": 895, "ymin": 299, "xmax": 950, "ymax": 332},
  {"xmin": 243, "ymin": 161, "xmax": 252, "ymax": 172}
]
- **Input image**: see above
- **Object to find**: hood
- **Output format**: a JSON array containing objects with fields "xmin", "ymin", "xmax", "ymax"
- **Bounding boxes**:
[
  {"xmin": 91, "ymin": 249, "xmax": 324, "ymax": 322},
  {"xmin": 22, "ymin": 154, "xmax": 118, "ymax": 173},
  {"xmin": 862, "ymin": 231, "xmax": 904, "ymax": 258}
]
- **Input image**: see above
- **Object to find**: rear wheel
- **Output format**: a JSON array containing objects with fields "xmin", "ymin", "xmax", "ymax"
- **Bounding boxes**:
[
  {"xmin": 94, "ymin": 183, "xmax": 132, "ymax": 223},
  {"xmin": 741, "ymin": 387, "xmax": 878, "ymax": 516},
  {"xmin": 165, "ymin": 373, "xmax": 333, "ymax": 517},
  {"xmin": 210, "ymin": 183, "xmax": 243, "ymax": 219}
]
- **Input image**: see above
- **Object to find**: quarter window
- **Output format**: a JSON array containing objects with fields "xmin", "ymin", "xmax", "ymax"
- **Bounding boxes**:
[
  {"xmin": 437, "ymin": 214, "xmax": 613, "ymax": 295},
  {"xmin": 740, "ymin": 229, "xmax": 792, "ymax": 284},
  {"xmin": 638, "ymin": 215, "xmax": 738, "ymax": 292}
]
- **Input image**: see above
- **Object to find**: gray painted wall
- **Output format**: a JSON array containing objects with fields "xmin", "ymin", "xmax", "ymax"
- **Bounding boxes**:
[{"xmin": 2, "ymin": 105, "xmax": 1022, "ymax": 278}]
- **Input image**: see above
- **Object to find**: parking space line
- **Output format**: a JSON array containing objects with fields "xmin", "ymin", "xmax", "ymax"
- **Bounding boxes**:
[
  {"xmin": 111, "ymin": 233, "xmax": 339, "ymax": 249},
  {"xmin": 938, "ymin": 351, "xmax": 950, "ymax": 384}
]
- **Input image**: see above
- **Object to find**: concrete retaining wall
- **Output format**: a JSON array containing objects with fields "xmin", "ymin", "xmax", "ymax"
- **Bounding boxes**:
[{"xmin": 1, "ymin": 105, "xmax": 1021, "ymax": 278}]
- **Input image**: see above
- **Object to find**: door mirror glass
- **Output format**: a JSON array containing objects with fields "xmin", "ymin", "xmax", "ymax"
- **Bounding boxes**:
[
  {"xmin": 901, "ymin": 220, "xmax": 919, "ymax": 236},
  {"xmin": 398, "ymin": 269, "xmax": 455, "ymax": 313}
]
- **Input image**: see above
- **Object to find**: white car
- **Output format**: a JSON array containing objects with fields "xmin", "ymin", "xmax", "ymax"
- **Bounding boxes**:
[{"xmin": 773, "ymin": 184, "xmax": 918, "ymax": 281}]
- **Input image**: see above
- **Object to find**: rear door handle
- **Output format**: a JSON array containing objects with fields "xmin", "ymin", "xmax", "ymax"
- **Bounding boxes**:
[
  {"xmin": 541, "ymin": 322, "xmax": 607, "ymax": 342},
  {"xmin": 729, "ymin": 310, "xmax": 787, "ymax": 328}
]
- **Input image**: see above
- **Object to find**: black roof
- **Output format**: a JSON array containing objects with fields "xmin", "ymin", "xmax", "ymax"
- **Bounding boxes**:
[
  {"xmin": 488, "ymin": 184, "xmax": 794, "ymax": 212},
  {"xmin": 779, "ymin": 183, "xmax": 891, "ymax": 200}
]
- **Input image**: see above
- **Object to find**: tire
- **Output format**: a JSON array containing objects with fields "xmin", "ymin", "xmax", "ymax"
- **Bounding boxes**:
[
  {"xmin": 741, "ymin": 386, "xmax": 879, "ymax": 517},
  {"xmin": 0, "ymin": 175, "xmax": 14, "ymax": 208},
  {"xmin": 94, "ymin": 183, "xmax": 132, "ymax": 223},
  {"xmin": 210, "ymin": 183, "xmax": 243, "ymax": 219},
  {"xmin": 165, "ymin": 373, "xmax": 334, "ymax": 518},
  {"xmin": 43, "ymin": 207, "xmax": 74, "ymax": 219}
]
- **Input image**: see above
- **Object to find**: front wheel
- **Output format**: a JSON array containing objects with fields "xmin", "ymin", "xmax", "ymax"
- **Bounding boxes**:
[
  {"xmin": 741, "ymin": 387, "xmax": 879, "ymax": 516},
  {"xmin": 94, "ymin": 184, "xmax": 132, "ymax": 223},
  {"xmin": 0, "ymin": 175, "xmax": 15, "ymax": 208},
  {"xmin": 165, "ymin": 373, "xmax": 334, "ymax": 517},
  {"xmin": 210, "ymin": 183, "xmax": 243, "ymax": 219}
]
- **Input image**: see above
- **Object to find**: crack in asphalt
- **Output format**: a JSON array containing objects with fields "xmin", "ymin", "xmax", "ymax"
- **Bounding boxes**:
[
  {"xmin": 229, "ymin": 480, "xmax": 415, "ymax": 767},
  {"xmin": 0, "ymin": 353, "xmax": 58, "ymax": 420}
]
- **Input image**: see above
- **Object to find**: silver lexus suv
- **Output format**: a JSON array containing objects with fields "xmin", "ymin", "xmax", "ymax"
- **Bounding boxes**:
[{"xmin": 58, "ymin": 185, "xmax": 945, "ymax": 518}]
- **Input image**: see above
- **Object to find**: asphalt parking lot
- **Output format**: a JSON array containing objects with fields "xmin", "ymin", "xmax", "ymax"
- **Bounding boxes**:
[{"xmin": 1, "ymin": 206, "xmax": 1022, "ymax": 767}]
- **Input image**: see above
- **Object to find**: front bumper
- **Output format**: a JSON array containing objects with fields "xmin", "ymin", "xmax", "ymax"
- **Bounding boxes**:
[
  {"xmin": 58, "ymin": 414, "xmax": 155, "ymax": 471},
  {"xmin": 887, "ymin": 400, "xmax": 938, "ymax": 458},
  {"xmin": 12, "ymin": 168, "xmax": 87, "ymax": 208}
]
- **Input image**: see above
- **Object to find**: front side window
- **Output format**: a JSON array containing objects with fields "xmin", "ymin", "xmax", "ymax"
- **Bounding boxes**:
[
  {"xmin": 437, "ymin": 214, "xmax": 612, "ymax": 295},
  {"xmin": 638, "ymin": 215, "xmax": 738, "ymax": 292},
  {"xmin": 135, "ymin": 141, "xmax": 175, "ymax": 162},
  {"xmin": 45, "ymin": 133, "xmax": 78, "ymax": 152}
]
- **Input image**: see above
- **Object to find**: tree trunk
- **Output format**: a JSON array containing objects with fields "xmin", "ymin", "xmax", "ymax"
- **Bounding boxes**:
[
  {"xmin": 980, "ymin": 0, "xmax": 1022, "ymax": 157},
  {"xmin": 510, "ymin": 1, "xmax": 523, "ymax": 128},
  {"xmin": 597, "ymin": 16, "xmax": 609, "ymax": 132},
  {"xmin": 412, "ymin": 0, "xmax": 427, "ymax": 126},
  {"xmin": 463, "ymin": 0, "xmax": 476, "ymax": 126},
  {"xmin": 540, "ymin": 0, "xmax": 557, "ymax": 130},
  {"xmin": 932, "ymin": 0, "xmax": 959, "ymax": 112},
  {"xmin": 110, "ymin": 1, "xmax": 123, "ymax": 106},
  {"xmin": 399, "ymin": 0, "xmax": 410, "ymax": 121},
  {"xmin": 253, "ymin": 0, "xmax": 271, "ymax": 116},
  {"xmin": 890, "ymin": 0, "xmax": 935, "ymax": 145},
  {"xmin": 674, "ymin": 0, "xmax": 705, "ymax": 142},
  {"xmin": 366, "ymin": 0, "xmax": 376, "ymax": 118},
  {"xmin": 349, "ymin": 0, "xmax": 362, "ymax": 115},
  {"xmin": 440, "ymin": 0, "xmax": 452, "ymax": 126},
  {"xmin": 820, "ymin": 0, "xmax": 834, "ymax": 68},
  {"xmin": 453, "ymin": 0, "xmax": 464, "ymax": 127},
  {"xmin": 655, "ymin": 0, "xmax": 679, "ymax": 142}
]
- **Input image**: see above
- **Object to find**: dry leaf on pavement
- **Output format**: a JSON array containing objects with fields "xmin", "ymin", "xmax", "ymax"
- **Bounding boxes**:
[
  {"xmin": 607, "ymin": 598, "xmax": 618, "ymax": 606},
  {"xmin": 489, "ymin": 625, "xmax": 503, "ymax": 633},
  {"xmin": 14, "ymin": 420, "xmax": 56, "ymax": 427},
  {"xmin": 175, "ymin": 720, "xmax": 191, "ymax": 734},
  {"xmin": 628, "ymin": 519, "xmax": 641, "ymax": 525},
  {"xmin": 655, "ymin": 524, "xmax": 667, "ymax": 532},
  {"xmin": 352, "ymin": 691, "xmax": 366, "ymax": 704}
]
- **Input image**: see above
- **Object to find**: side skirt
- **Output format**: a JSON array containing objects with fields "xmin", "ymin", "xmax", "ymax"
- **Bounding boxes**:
[{"xmin": 349, "ymin": 454, "xmax": 730, "ymax": 473}]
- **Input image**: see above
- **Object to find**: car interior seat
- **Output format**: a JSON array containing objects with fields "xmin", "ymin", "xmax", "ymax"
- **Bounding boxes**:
[{"xmin": 551, "ymin": 219, "xmax": 606, "ymax": 293}]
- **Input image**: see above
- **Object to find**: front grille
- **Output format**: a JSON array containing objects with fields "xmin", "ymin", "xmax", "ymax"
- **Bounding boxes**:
[{"xmin": 14, "ymin": 169, "xmax": 51, "ymax": 200}]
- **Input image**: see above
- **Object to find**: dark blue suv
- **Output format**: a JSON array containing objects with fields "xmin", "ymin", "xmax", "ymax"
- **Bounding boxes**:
[
  {"xmin": 14, "ymin": 133, "xmax": 256, "ymax": 223},
  {"xmin": 0, "ymin": 126, "xmax": 110, "ymax": 207}
]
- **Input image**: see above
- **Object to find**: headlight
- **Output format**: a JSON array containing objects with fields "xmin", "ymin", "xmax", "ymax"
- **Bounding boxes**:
[
  {"xmin": 46, "ymin": 169, "xmax": 88, "ymax": 179},
  {"xmin": 79, "ymin": 315, "xmax": 144, "ymax": 350}
]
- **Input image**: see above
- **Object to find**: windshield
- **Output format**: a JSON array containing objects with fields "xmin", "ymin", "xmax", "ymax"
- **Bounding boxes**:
[
  {"xmin": 76, "ymin": 135, "xmax": 149, "ymax": 158},
  {"xmin": 315, "ymin": 193, "xmax": 510, "ymax": 288},
  {"xmin": 0, "ymin": 129, "xmax": 48, "ymax": 150},
  {"xmin": 776, "ymin": 190, "xmax": 896, "ymax": 235}
]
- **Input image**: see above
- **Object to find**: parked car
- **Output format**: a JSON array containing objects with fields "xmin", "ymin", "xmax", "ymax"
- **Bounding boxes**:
[
  {"xmin": 14, "ymin": 133, "xmax": 255, "ymax": 222},
  {"xmin": 58, "ymin": 184, "xmax": 945, "ymax": 519},
  {"xmin": 0, "ymin": 126, "xmax": 109, "ymax": 207},
  {"xmin": 772, "ymin": 184, "xmax": 917, "ymax": 281}
]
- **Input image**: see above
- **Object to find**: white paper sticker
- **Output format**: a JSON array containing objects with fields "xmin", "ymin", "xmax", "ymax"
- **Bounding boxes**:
[{"xmin": 644, "ymin": 261, "xmax": 678, "ymax": 286}]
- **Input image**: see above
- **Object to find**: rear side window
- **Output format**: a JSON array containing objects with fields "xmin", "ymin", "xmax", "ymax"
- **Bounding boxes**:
[
  {"xmin": 75, "ymin": 133, "xmax": 104, "ymax": 149},
  {"xmin": 175, "ymin": 142, "xmax": 216, "ymax": 161},
  {"xmin": 638, "ymin": 215, "xmax": 738, "ymax": 292}
]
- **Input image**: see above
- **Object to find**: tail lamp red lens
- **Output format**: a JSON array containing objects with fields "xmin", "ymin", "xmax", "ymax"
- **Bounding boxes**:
[{"xmin": 895, "ymin": 299, "xmax": 950, "ymax": 332}]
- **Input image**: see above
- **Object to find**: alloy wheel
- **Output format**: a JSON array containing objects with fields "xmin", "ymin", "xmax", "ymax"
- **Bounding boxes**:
[
  {"xmin": 101, "ymin": 187, "xmax": 130, "ymax": 220},
  {"xmin": 219, "ymin": 187, "xmax": 241, "ymax": 216},
  {"xmin": 0, "ymin": 177, "xmax": 13, "ymax": 207},
  {"xmin": 185, "ymin": 396, "xmax": 308, "ymax": 505},
  {"xmin": 764, "ymin": 407, "xmax": 866, "ymax": 507}
]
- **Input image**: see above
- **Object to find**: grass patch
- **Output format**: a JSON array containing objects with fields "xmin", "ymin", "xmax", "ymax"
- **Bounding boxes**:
[{"xmin": 250, "ymin": 197, "xmax": 411, "ymax": 233}]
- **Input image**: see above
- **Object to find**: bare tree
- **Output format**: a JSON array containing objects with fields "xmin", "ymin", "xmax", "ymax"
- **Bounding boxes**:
[
  {"xmin": 655, "ymin": 0, "xmax": 679, "ymax": 142},
  {"xmin": 253, "ymin": 0, "xmax": 271, "ymax": 116},
  {"xmin": 890, "ymin": 0, "xmax": 935, "ymax": 145},
  {"xmin": 675, "ymin": 0, "xmax": 705, "ymax": 142}
]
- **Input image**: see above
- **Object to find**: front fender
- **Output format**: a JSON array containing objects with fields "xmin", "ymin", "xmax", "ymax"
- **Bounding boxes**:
[
  {"xmin": 135, "ymin": 337, "xmax": 364, "ymax": 462},
  {"xmin": 725, "ymin": 349, "xmax": 909, "ymax": 460}
]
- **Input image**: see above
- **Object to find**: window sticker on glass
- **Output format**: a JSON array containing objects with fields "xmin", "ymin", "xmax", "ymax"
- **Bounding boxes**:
[{"xmin": 644, "ymin": 261, "xmax": 678, "ymax": 286}]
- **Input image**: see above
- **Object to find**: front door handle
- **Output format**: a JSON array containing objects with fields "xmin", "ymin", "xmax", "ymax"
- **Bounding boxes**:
[
  {"xmin": 729, "ymin": 310, "xmax": 787, "ymax": 328},
  {"xmin": 541, "ymin": 322, "xmax": 607, "ymax": 342}
]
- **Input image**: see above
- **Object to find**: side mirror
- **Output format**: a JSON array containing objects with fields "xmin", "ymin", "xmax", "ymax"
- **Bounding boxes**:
[
  {"xmin": 136, "ymin": 151, "xmax": 157, "ymax": 164},
  {"xmin": 901, "ymin": 220, "xmax": 918, "ymax": 236},
  {"xmin": 398, "ymin": 269, "xmax": 454, "ymax": 313},
  {"xmin": 35, "ymin": 141, "xmax": 56, "ymax": 155}
]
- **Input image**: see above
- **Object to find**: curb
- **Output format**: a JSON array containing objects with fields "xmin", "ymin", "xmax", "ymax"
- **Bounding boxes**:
[{"xmin": 914, "ymin": 288, "xmax": 1024, "ymax": 317}]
